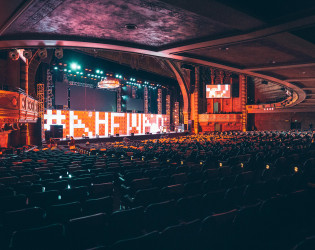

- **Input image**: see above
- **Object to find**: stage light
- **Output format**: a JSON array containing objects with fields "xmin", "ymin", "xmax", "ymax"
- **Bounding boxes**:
[
  {"xmin": 87, "ymin": 74, "xmax": 90, "ymax": 76},
  {"xmin": 54, "ymin": 66, "xmax": 58, "ymax": 70},
  {"xmin": 294, "ymin": 166, "xmax": 299, "ymax": 172},
  {"xmin": 68, "ymin": 70, "xmax": 71, "ymax": 72},
  {"xmin": 64, "ymin": 69, "xmax": 67, "ymax": 72},
  {"xmin": 100, "ymin": 71, "xmax": 103, "ymax": 74},
  {"xmin": 23, "ymin": 49, "xmax": 32, "ymax": 59},
  {"xmin": 55, "ymin": 48, "xmax": 63, "ymax": 59},
  {"xmin": 266, "ymin": 165, "xmax": 270, "ymax": 169},
  {"xmin": 38, "ymin": 48, "xmax": 47, "ymax": 59},
  {"xmin": 70, "ymin": 63, "xmax": 81, "ymax": 70},
  {"xmin": 96, "ymin": 69, "xmax": 100, "ymax": 74},
  {"xmin": 9, "ymin": 49, "xmax": 20, "ymax": 60}
]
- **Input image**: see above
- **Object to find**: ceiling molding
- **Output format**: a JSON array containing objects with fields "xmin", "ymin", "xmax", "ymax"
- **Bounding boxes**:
[
  {"xmin": 245, "ymin": 62, "xmax": 315, "ymax": 71},
  {"xmin": 160, "ymin": 15, "xmax": 315, "ymax": 54},
  {"xmin": 0, "ymin": 0, "xmax": 35, "ymax": 35},
  {"xmin": 286, "ymin": 77, "xmax": 315, "ymax": 82}
]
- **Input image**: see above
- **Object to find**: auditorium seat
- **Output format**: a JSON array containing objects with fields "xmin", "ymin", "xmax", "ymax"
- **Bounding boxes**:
[
  {"xmin": 145, "ymin": 200, "xmax": 178, "ymax": 231},
  {"xmin": 89, "ymin": 182, "xmax": 114, "ymax": 198},
  {"xmin": 68, "ymin": 213, "xmax": 108, "ymax": 250},
  {"xmin": 47, "ymin": 202, "xmax": 82, "ymax": 223},
  {"xmin": 109, "ymin": 206, "xmax": 144, "ymax": 243},
  {"xmin": 61, "ymin": 186, "xmax": 88, "ymax": 202},
  {"xmin": 83, "ymin": 196, "xmax": 113, "ymax": 215},
  {"xmin": 199, "ymin": 209, "xmax": 238, "ymax": 250},
  {"xmin": 9, "ymin": 223, "xmax": 66, "ymax": 250},
  {"xmin": 123, "ymin": 187, "xmax": 160, "ymax": 208},
  {"xmin": 106, "ymin": 231, "xmax": 159, "ymax": 250},
  {"xmin": 177, "ymin": 195, "xmax": 202, "ymax": 221},
  {"xmin": 29, "ymin": 190, "xmax": 60, "ymax": 208},
  {"xmin": 0, "ymin": 194, "xmax": 27, "ymax": 213}
]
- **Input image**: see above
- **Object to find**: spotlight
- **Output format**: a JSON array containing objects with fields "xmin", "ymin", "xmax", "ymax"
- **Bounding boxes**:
[
  {"xmin": 55, "ymin": 48, "xmax": 63, "ymax": 59},
  {"xmin": 8, "ymin": 49, "xmax": 19, "ymax": 61},
  {"xmin": 38, "ymin": 48, "xmax": 47, "ymax": 59},
  {"xmin": 23, "ymin": 50, "xmax": 32, "ymax": 59}
]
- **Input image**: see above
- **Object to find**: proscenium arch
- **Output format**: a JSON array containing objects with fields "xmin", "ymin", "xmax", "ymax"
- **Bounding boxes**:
[{"xmin": 0, "ymin": 39, "xmax": 306, "ymax": 110}]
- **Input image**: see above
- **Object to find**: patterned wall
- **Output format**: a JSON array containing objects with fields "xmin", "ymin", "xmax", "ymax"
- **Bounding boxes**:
[{"xmin": 44, "ymin": 110, "xmax": 169, "ymax": 138}]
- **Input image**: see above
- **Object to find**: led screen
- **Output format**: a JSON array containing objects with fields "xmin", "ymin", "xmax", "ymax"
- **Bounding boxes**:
[
  {"xmin": 206, "ymin": 84, "xmax": 231, "ymax": 98},
  {"xmin": 44, "ymin": 109, "xmax": 169, "ymax": 138}
]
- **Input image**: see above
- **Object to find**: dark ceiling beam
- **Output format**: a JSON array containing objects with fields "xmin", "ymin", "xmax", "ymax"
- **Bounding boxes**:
[
  {"xmin": 160, "ymin": 15, "xmax": 315, "ymax": 54},
  {"xmin": 287, "ymin": 77, "xmax": 315, "ymax": 82},
  {"xmin": 245, "ymin": 62, "xmax": 315, "ymax": 71},
  {"xmin": 0, "ymin": 0, "xmax": 35, "ymax": 35}
]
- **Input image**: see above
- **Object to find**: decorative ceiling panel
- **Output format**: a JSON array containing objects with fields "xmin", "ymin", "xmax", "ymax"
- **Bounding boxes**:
[{"xmin": 2, "ymin": 0, "xmax": 235, "ymax": 47}]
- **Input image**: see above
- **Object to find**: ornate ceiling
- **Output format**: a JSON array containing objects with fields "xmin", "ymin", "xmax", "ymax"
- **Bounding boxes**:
[{"xmin": 1, "ymin": 0, "xmax": 315, "ymax": 112}]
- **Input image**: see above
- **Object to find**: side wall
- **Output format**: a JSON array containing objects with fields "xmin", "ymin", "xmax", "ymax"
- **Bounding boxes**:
[{"xmin": 255, "ymin": 112, "xmax": 315, "ymax": 131}]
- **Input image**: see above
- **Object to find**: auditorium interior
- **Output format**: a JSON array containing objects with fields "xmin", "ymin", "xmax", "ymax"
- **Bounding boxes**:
[{"xmin": 1, "ymin": 0, "xmax": 315, "ymax": 249}]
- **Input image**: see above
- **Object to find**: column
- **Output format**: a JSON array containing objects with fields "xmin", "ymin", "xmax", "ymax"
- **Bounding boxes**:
[
  {"xmin": 37, "ymin": 83, "xmax": 45, "ymax": 141},
  {"xmin": 117, "ymin": 86, "xmax": 122, "ymax": 113},
  {"xmin": 166, "ymin": 94, "xmax": 170, "ymax": 131},
  {"xmin": 144, "ymin": 86, "xmax": 148, "ymax": 114},
  {"xmin": 240, "ymin": 74, "xmax": 247, "ymax": 132},
  {"xmin": 158, "ymin": 88, "xmax": 162, "ymax": 114},
  {"xmin": 174, "ymin": 102, "xmax": 179, "ymax": 127},
  {"xmin": 194, "ymin": 67, "xmax": 199, "ymax": 134}
]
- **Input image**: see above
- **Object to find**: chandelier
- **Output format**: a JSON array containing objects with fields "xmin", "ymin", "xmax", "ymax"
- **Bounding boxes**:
[{"xmin": 98, "ymin": 78, "xmax": 120, "ymax": 89}]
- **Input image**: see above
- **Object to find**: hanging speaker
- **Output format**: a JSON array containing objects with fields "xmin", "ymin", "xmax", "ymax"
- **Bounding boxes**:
[
  {"xmin": 55, "ymin": 48, "xmax": 63, "ymax": 59},
  {"xmin": 23, "ymin": 50, "xmax": 32, "ymax": 59},
  {"xmin": 9, "ymin": 49, "xmax": 19, "ymax": 61}
]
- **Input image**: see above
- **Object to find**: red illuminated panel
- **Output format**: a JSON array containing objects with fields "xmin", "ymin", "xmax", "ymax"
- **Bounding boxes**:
[
  {"xmin": 44, "ymin": 110, "xmax": 170, "ymax": 138},
  {"xmin": 206, "ymin": 85, "xmax": 230, "ymax": 98}
]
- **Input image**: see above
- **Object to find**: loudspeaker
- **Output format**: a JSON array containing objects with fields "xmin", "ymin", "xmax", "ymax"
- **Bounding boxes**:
[
  {"xmin": 131, "ymin": 133, "xmax": 134, "ymax": 136},
  {"xmin": 232, "ymin": 82, "xmax": 239, "ymax": 97},
  {"xmin": 50, "ymin": 125, "xmax": 63, "ymax": 138},
  {"xmin": 45, "ymin": 130, "xmax": 51, "ymax": 141}
]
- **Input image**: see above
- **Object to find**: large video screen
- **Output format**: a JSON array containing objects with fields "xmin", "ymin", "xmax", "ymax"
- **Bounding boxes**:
[
  {"xmin": 206, "ymin": 84, "xmax": 231, "ymax": 98},
  {"xmin": 127, "ymin": 98, "xmax": 144, "ymax": 112},
  {"xmin": 44, "ymin": 110, "xmax": 169, "ymax": 138}
]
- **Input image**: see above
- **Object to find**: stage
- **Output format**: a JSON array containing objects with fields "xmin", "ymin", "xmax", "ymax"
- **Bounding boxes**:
[{"xmin": 55, "ymin": 132, "xmax": 187, "ymax": 145}]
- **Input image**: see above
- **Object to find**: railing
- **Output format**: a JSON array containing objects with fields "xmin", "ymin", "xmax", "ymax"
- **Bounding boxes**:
[{"xmin": 0, "ymin": 90, "xmax": 38, "ymax": 124}]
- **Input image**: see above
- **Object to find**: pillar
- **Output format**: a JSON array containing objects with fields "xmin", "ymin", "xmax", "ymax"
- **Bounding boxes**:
[
  {"xmin": 193, "ymin": 67, "xmax": 199, "ymax": 134},
  {"xmin": 240, "ymin": 74, "xmax": 247, "ymax": 132}
]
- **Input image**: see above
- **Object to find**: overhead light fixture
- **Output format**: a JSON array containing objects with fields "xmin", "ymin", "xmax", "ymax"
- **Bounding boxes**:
[{"xmin": 125, "ymin": 24, "xmax": 138, "ymax": 30}]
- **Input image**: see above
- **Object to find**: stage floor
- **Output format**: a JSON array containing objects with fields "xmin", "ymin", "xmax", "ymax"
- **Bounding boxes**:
[{"xmin": 55, "ymin": 132, "xmax": 187, "ymax": 145}]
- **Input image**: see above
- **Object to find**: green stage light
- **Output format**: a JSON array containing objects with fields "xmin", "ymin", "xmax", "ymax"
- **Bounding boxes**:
[
  {"xmin": 70, "ymin": 63, "xmax": 77, "ymax": 70},
  {"xmin": 96, "ymin": 69, "xmax": 100, "ymax": 74},
  {"xmin": 54, "ymin": 66, "xmax": 58, "ymax": 70}
]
